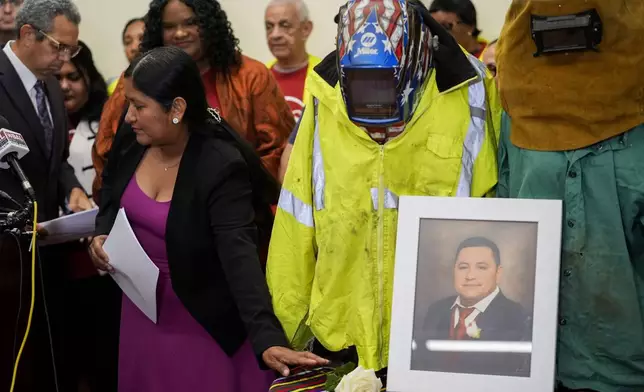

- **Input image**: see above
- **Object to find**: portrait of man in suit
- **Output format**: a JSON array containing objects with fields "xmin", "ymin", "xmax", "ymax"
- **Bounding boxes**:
[{"xmin": 411, "ymin": 236, "xmax": 533, "ymax": 377}]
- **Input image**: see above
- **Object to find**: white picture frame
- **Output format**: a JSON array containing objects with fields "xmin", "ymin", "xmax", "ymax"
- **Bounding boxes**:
[{"xmin": 387, "ymin": 196, "xmax": 562, "ymax": 392}]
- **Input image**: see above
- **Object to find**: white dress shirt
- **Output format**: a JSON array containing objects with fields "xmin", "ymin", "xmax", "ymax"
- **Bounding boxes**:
[
  {"xmin": 67, "ymin": 119, "xmax": 97, "ymax": 198},
  {"xmin": 452, "ymin": 286, "xmax": 500, "ymax": 328},
  {"xmin": 3, "ymin": 41, "xmax": 53, "ymax": 123}
]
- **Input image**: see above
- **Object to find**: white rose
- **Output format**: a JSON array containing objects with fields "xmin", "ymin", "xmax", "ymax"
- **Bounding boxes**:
[
  {"xmin": 335, "ymin": 366, "xmax": 383, "ymax": 392},
  {"xmin": 466, "ymin": 321, "xmax": 482, "ymax": 339}
]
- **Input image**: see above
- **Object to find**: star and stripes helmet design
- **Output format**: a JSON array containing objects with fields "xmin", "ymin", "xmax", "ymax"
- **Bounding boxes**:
[{"xmin": 337, "ymin": 0, "xmax": 433, "ymax": 126}]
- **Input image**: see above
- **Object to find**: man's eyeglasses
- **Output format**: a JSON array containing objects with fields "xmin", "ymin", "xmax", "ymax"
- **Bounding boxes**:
[{"xmin": 38, "ymin": 29, "xmax": 81, "ymax": 58}]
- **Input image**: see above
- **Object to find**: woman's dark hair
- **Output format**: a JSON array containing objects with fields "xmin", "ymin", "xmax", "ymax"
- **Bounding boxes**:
[
  {"xmin": 122, "ymin": 17, "xmax": 145, "ymax": 44},
  {"xmin": 429, "ymin": 0, "xmax": 481, "ymax": 37},
  {"xmin": 126, "ymin": 46, "xmax": 209, "ymax": 126},
  {"xmin": 68, "ymin": 40, "xmax": 108, "ymax": 125},
  {"xmin": 126, "ymin": 46, "xmax": 279, "ymax": 244},
  {"xmin": 140, "ymin": 0, "xmax": 241, "ymax": 74}
]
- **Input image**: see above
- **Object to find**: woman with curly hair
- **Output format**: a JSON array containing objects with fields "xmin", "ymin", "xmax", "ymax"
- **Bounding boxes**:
[{"xmin": 92, "ymin": 0, "xmax": 294, "ymax": 200}]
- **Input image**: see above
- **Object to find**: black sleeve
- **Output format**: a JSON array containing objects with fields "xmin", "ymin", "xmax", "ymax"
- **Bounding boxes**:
[
  {"xmin": 94, "ymin": 116, "xmax": 128, "ymax": 236},
  {"xmin": 94, "ymin": 152, "xmax": 115, "ymax": 236},
  {"xmin": 208, "ymin": 156, "xmax": 289, "ymax": 360}
]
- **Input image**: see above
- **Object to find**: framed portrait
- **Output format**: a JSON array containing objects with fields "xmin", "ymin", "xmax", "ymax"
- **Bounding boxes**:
[{"xmin": 387, "ymin": 197, "xmax": 562, "ymax": 392}]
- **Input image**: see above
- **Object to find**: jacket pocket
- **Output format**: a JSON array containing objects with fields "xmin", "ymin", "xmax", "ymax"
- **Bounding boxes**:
[
  {"xmin": 423, "ymin": 133, "xmax": 464, "ymax": 196},
  {"xmin": 426, "ymin": 133, "xmax": 463, "ymax": 159}
]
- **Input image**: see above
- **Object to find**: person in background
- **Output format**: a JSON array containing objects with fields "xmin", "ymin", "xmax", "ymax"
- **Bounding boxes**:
[
  {"xmin": 429, "ymin": 0, "xmax": 487, "ymax": 58},
  {"xmin": 265, "ymin": 0, "xmax": 318, "ymax": 122},
  {"xmin": 265, "ymin": 0, "xmax": 318, "ymax": 182},
  {"xmin": 0, "ymin": 1, "xmax": 92, "ymax": 390},
  {"xmin": 480, "ymin": 38, "xmax": 497, "ymax": 77},
  {"xmin": 0, "ymin": 0, "xmax": 22, "ymax": 46},
  {"xmin": 276, "ymin": 8, "xmax": 331, "ymax": 183},
  {"xmin": 61, "ymin": 40, "xmax": 106, "ymax": 197},
  {"xmin": 122, "ymin": 17, "xmax": 145, "ymax": 65},
  {"xmin": 92, "ymin": 0, "xmax": 293, "ymax": 201},
  {"xmin": 89, "ymin": 46, "xmax": 327, "ymax": 392},
  {"xmin": 55, "ymin": 40, "xmax": 121, "ymax": 392},
  {"xmin": 107, "ymin": 17, "xmax": 145, "ymax": 96}
]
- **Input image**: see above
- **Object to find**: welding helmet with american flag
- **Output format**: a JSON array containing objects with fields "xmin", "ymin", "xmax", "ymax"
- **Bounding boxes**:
[{"xmin": 337, "ymin": 0, "xmax": 434, "ymax": 127}]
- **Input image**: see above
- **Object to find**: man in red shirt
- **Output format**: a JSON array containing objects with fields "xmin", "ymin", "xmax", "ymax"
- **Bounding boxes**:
[{"xmin": 264, "ymin": 0, "xmax": 320, "ymax": 182}]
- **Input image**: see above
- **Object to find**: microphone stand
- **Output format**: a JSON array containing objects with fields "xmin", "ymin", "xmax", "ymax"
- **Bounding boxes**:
[
  {"xmin": 0, "ymin": 200, "xmax": 34, "ymax": 238},
  {"xmin": 1, "ymin": 151, "xmax": 36, "ymax": 237}
]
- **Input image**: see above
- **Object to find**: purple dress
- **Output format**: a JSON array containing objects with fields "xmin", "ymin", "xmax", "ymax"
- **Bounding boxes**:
[{"xmin": 118, "ymin": 177, "xmax": 276, "ymax": 392}]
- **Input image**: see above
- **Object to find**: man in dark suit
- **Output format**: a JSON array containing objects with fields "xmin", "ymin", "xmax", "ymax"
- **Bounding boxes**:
[
  {"xmin": 0, "ymin": 1, "xmax": 91, "ymax": 390},
  {"xmin": 411, "ymin": 236, "xmax": 533, "ymax": 377}
]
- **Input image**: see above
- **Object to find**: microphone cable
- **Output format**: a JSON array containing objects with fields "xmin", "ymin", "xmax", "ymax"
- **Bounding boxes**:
[{"xmin": 9, "ymin": 201, "xmax": 37, "ymax": 392}]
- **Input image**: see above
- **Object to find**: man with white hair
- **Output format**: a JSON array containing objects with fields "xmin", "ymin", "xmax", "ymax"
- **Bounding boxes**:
[{"xmin": 265, "ymin": 0, "xmax": 320, "ymax": 181}]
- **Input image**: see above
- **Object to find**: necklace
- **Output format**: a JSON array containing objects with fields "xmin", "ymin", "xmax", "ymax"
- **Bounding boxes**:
[
  {"xmin": 164, "ymin": 161, "xmax": 180, "ymax": 172},
  {"xmin": 149, "ymin": 148, "xmax": 183, "ymax": 171}
]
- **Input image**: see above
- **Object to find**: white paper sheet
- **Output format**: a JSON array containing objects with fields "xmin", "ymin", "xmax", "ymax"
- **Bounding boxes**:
[
  {"xmin": 39, "ymin": 208, "xmax": 99, "ymax": 246},
  {"xmin": 103, "ymin": 208, "xmax": 159, "ymax": 323}
]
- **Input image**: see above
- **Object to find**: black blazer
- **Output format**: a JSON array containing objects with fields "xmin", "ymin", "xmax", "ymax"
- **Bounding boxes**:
[
  {"xmin": 411, "ymin": 292, "xmax": 533, "ymax": 377},
  {"xmin": 94, "ymin": 122, "xmax": 288, "ymax": 361},
  {"xmin": 0, "ymin": 49, "xmax": 80, "ymax": 221}
]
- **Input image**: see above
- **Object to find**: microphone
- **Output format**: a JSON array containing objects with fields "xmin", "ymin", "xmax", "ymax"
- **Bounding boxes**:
[{"xmin": 0, "ymin": 116, "xmax": 36, "ymax": 202}]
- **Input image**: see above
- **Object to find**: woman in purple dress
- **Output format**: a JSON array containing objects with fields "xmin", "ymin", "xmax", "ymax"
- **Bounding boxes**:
[{"xmin": 88, "ymin": 46, "xmax": 327, "ymax": 392}]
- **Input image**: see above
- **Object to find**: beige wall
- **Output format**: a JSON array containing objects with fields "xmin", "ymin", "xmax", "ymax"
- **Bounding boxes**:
[{"xmin": 76, "ymin": 0, "xmax": 510, "ymax": 80}]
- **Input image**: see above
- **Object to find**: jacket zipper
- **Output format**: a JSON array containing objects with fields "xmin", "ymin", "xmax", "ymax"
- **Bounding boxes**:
[{"xmin": 377, "ymin": 145, "xmax": 385, "ymax": 364}]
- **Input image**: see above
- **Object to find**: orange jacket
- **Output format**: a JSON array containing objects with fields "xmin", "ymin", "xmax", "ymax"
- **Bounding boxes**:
[{"xmin": 92, "ymin": 55, "xmax": 294, "ymax": 199}]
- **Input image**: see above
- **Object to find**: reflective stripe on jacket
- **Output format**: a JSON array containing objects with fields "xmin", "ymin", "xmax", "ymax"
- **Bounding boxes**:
[{"xmin": 267, "ymin": 53, "xmax": 501, "ymax": 371}]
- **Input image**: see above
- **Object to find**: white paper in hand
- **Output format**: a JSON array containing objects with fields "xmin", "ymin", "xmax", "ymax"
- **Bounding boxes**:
[
  {"xmin": 39, "ymin": 208, "xmax": 98, "ymax": 246},
  {"xmin": 103, "ymin": 208, "xmax": 159, "ymax": 323}
]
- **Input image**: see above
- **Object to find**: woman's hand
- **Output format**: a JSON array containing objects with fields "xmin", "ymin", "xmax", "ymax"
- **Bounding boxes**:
[
  {"xmin": 36, "ymin": 225, "xmax": 48, "ymax": 237},
  {"xmin": 88, "ymin": 235, "xmax": 113, "ymax": 273},
  {"xmin": 262, "ymin": 346, "xmax": 329, "ymax": 377},
  {"xmin": 69, "ymin": 187, "xmax": 94, "ymax": 213},
  {"xmin": 25, "ymin": 224, "xmax": 48, "ymax": 237}
]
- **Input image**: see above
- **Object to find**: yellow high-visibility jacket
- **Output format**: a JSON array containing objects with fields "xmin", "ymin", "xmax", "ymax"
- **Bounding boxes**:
[
  {"xmin": 106, "ymin": 76, "xmax": 119, "ymax": 96},
  {"xmin": 266, "ymin": 54, "xmax": 321, "ymax": 108},
  {"xmin": 267, "ymin": 51, "xmax": 501, "ymax": 371}
]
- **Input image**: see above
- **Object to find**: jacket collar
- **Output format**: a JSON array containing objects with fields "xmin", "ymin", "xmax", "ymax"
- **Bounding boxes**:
[
  {"xmin": 313, "ymin": 4, "xmax": 477, "ymax": 94},
  {"xmin": 265, "ymin": 53, "xmax": 322, "ymax": 71},
  {"xmin": 2, "ymin": 41, "xmax": 38, "ymax": 94}
]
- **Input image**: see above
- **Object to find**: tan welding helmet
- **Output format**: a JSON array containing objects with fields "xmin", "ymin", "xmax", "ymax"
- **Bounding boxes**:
[{"xmin": 497, "ymin": 0, "xmax": 644, "ymax": 151}]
